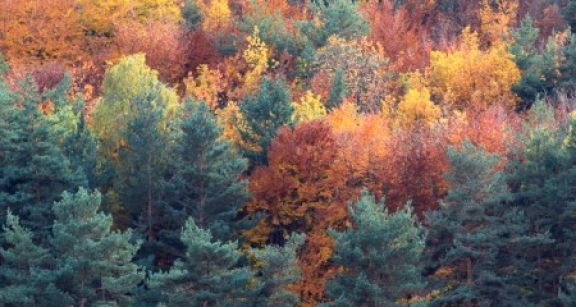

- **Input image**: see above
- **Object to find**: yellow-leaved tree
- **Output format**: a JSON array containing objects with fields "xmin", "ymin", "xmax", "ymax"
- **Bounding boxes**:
[
  {"xmin": 396, "ymin": 87, "xmax": 441, "ymax": 127},
  {"xmin": 243, "ymin": 26, "xmax": 271, "ymax": 93},
  {"xmin": 184, "ymin": 64, "xmax": 224, "ymax": 110},
  {"xmin": 215, "ymin": 101, "xmax": 260, "ymax": 153},
  {"xmin": 92, "ymin": 54, "xmax": 179, "ymax": 158},
  {"xmin": 196, "ymin": 0, "xmax": 232, "ymax": 33},
  {"xmin": 478, "ymin": 0, "xmax": 518, "ymax": 46},
  {"xmin": 427, "ymin": 28, "xmax": 520, "ymax": 110},
  {"xmin": 77, "ymin": 0, "xmax": 181, "ymax": 36},
  {"xmin": 293, "ymin": 91, "xmax": 327, "ymax": 123},
  {"xmin": 327, "ymin": 101, "xmax": 361, "ymax": 134}
]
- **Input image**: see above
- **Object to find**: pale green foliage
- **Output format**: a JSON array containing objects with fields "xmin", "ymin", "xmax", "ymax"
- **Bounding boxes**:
[{"xmin": 92, "ymin": 54, "xmax": 179, "ymax": 157}]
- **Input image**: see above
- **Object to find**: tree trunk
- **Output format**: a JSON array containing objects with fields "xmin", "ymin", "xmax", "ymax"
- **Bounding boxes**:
[{"xmin": 147, "ymin": 153, "xmax": 153, "ymax": 241}]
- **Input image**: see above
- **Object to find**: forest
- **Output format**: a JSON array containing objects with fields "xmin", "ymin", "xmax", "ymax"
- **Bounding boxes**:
[{"xmin": 0, "ymin": 0, "xmax": 576, "ymax": 305}]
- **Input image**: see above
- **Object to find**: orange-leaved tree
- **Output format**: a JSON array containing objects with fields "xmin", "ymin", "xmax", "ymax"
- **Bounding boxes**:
[
  {"xmin": 0, "ymin": 0, "xmax": 86, "ymax": 66},
  {"xmin": 244, "ymin": 120, "xmax": 350, "ymax": 305}
]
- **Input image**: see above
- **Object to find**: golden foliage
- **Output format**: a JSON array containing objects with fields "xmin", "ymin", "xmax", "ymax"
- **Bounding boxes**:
[
  {"xmin": 479, "ymin": 0, "xmax": 518, "ymax": 45},
  {"xmin": 77, "ymin": 0, "xmax": 181, "ymax": 35},
  {"xmin": 196, "ymin": 0, "xmax": 232, "ymax": 33},
  {"xmin": 428, "ymin": 28, "xmax": 521, "ymax": 110},
  {"xmin": 184, "ymin": 65, "xmax": 224, "ymax": 110},
  {"xmin": 92, "ymin": 54, "xmax": 179, "ymax": 158},
  {"xmin": 215, "ymin": 101, "xmax": 260, "ymax": 152},
  {"xmin": 292, "ymin": 91, "xmax": 327, "ymax": 122},
  {"xmin": 242, "ymin": 26, "xmax": 271, "ymax": 93},
  {"xmin": 396, "ymin": 87, "xmax": 441, "ymax": 127},
  {"xmin": 327, "ymin": 102, "xmax": 361, "ymax": 134}
]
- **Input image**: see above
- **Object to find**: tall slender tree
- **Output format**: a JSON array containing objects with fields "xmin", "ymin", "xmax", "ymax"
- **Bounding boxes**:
[
  {"xmin": 114, "ymin": 88, "xmax": 173, "ymax": 268},
  {"xmin": 508, "ymin": 103, "xmax": 576, "ymax": 303},
  {"xmin": 166, "ymin": 100, "xmax": 249, "ymax": 242},
  {"xmin": 326, "ymin": 68, "xmax": 348, "ymax": 111}
]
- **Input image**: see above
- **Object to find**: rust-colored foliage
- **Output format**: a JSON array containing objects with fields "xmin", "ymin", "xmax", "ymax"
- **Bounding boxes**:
[
  {"xmin": 380, "ymin": 124, "xmax": 450, "ymax": 216},
  {"xmin": 32, "ymin": 63, "xmax": 66, "ymax": 93},
  {"xmin": 362, "ymin": 0, "xmax": 433, "ymax": 72},
  {"xmin": 447, "ymin": 105, "xmax": 522, "ymax": 157},
  {"xmin": 245, "ymin": 120, "xmax": 349, "ymax": 304},
  {"xmin": 184, "ymin": 29, "xmax": 222, "ymax": 72},
  {"xmin": 116, "ymin": 20, "xmax": 188, "ymax": 85}
]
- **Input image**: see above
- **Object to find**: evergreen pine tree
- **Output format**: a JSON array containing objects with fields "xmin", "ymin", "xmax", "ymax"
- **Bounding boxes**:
[
  {"xmin": 250, "ymin": 234, "xmax": 304, "ymax": 307},
  {"xmin": 0, "ymin": 211, "xmax": 71, "ymax": 306},
  {"xmin": 182, "ymin": 0, "xmax": 203, "ymax": 30},
  {"xmin": 0, "ymin": 52, "xmax": 9, "ymax": 76},
  {"xmin": 326, "ymin": 68, "xmax": 347, "ymax": 110},
  {"xmin": 300, "ymin": 0, "xmax": 369, "ymax": 47},
  {"xmin": 509, "ymin": 16, "xmax": 559, "ymax": 110},
  {"xmin": 63, "ymin": 100, "xmax": 98, "ymax": 188},
  {"xmin": 563, "ymin": 0, "xmax": 576, "ymax": 32},
  {"xmin": 324, "ymin": 190, "xmax": 425, "ymax": 306},
  {"xmin": 148, "ymin": 218, "xmax": 253, "ymax": 306},
  {"xmin": 50, "ymin": 188, "xmax": 143, "ymax": 306},
  {"xmin": 166, "ymin": 100, "xmax": 249, "ymax": 243},
  {"xmin": 427, "ymin": 142, "xmax": 549, "ymax": 306},
  {"xmin": 508, "ymin": 104, "xmax": 576, "ymax": 303},
  {"xmin": 238, "ymin": 77, "xmax": 293, "ymax": 166},
  {"xmin": 114, "ymin": 88, "xmax": 173, "ymax": 267},
  {"xmin": 559, "ymin": 34, "xmax": 576, "ymax": 90},
  {"xmin": 0, "ymin": 77, "xmax": 85, "ymax": 238},
  {"xmin": 560, "ymin": 278, "xmax": 576, "ymax": 305}
]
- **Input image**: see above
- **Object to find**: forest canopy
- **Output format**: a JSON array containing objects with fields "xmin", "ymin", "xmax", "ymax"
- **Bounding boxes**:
[{"xmin": 1, "ymin": 0, "xmax": 576, "ymax": 305}]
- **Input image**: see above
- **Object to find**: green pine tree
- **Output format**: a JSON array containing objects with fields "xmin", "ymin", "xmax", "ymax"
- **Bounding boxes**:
[
  {"xmin": 238, "ymin": 77, "xmax": 293, "ymax": 166},
  {"xmin": 50, "ymin": 188, "xmax": 143, "ymax": 306},
  {"xmin": 560, "ymin": 278, "xmax": 576, "ymax": 305},
  {"xmin": 299, "ymin": 0, "xmax": 369, "ymax": 47},
  {"xmin": 326, "ymin": 68, "xmax": 348, "ymax": 110},
  {"xmin": 62, "ymin": 100, "xmax": 98, "ymax": 188},
  {"xmin": 182, "ymin": 0, "xmax": 203, "ymax": 30},
  {"xmin": 507, "ymin": 103, "xmax": 576, "ymax": 303},
  {"xmin": 148, "ymin": 218, "xmax": 253, "ymax": 306},
  {"xmin": 0, "ymin": 211, "xmax": 71, "ymax": 306},
  {"xmin": 559, "ymin": 34, "xmax": 576, "ymax": 90},
  {"xmin": 427, "ymin": 142, "xmax": 549, "ymax": 306},
  {"xmin": 0, "ymin": 76, "xmax": 85, "ymax": 239},
  {"xmin": 0, "ymin": 52, "xmax": 9, "ymax": 76},
  {"xmin": 324, "ymin": 190, "xmax": 425, "ymax": 306},
  {"xmin": 114, "ymin": 88, "xmax": 174, "ymax": 268},
  {"xmin": 509, "ymin": 16, "xmax": 559, "ymax": 110},
  {"xmin": 250, "ymin": 234, "xmax": 304, "ymax": 307},
  {"xmin": 166, "ymin": 100, "xmax": 249, "ymax": 242},
  {"xmin": 563, "ymin": 0, "xmax": 576, "ymax": 32}
]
